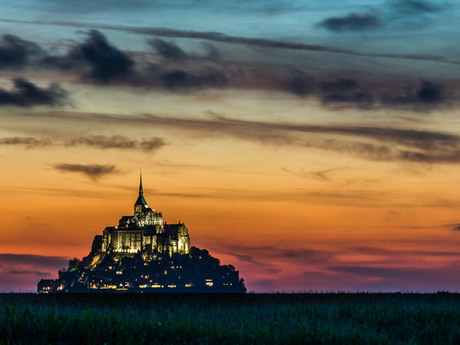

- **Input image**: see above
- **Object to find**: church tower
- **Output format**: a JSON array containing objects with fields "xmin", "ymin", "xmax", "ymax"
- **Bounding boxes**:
[{"xmin": 134, "ymin": 170, "xmax": 148, "ymax": 217}]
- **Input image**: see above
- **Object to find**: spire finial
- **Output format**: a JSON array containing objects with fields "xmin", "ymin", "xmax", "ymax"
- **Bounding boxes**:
[{"xmin": 139, "ymin": 169, "xmax": 143, "ymax": 194}]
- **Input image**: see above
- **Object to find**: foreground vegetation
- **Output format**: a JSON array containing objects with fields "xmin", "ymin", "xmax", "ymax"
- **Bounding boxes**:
[{"xmin": 2, "ymin": 292, "xmax": 460, "ymax": 344}]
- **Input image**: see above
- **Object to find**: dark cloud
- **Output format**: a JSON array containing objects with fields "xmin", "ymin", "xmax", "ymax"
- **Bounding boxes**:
[
  {"xmin": 159, "ymin": 68, "xmax": 228, "ymax": 89},
  {"xmin": 0, "ymin": 78, "xmax": 66, "ymax": 107},
  {"xmin": 0, "ymin": 34, "xmax": 46, "ymax": 69},
  {"xmin": 321, "ymin": 78, "xmax": 359, "ymax": 93},
  {"xmin": 417, "ymin": 81, "xmax": 443, "ymax": 103},
  {"xmin": 0, "ymin": 29, "xmax": 453, "ymax": 109},
  {"xmin": 317, "ymin": 78, "xmax": 446, "ymax": 109},
  {"xmin": 65, "ymin": 135, "xmax": 167, "ymax": 152},
  {"xmin": 394, "ymin": 0, "xmax": 444, "ymax": 13},
  {"xmin": 452, "ymin": 224, "xmax": 460, "ymax": 231},
  {"xmin": 320, "ymin": 78, "xmax": 374, "ymax": 107},
  {"xmin": 67, "ymin": 30, "xmax": 135, "ymax": 83},
  {"xmin": 44, "ymin": 31, "xmax": 226, "ymax": 90},
  {"xmin": 3, "ymin": 19, "xmax": 458, "ymax": 67},
  {"xmin": 318, "ymin": 13, "xmax": 383, "ymax": 32},
  {"xmin": 149, "ymin": 39, "xmax": 188, "ymax": 60},
  {"xmin": 381, "ymin": 81, "xmax": 444, "ymax": 105},
  {"xmin": 0, "ymin": 137, "xmax": 52, "ymax": 148},
  {"xmin": 52, "ymin": 163, "xmax": 120, "ymax": 181},
  {"xmin": 288, "ymin": 75, "xmax": 314, "ymax": 97}
]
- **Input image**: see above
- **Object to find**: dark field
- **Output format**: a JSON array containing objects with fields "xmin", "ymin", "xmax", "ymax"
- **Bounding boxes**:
[{"xmin": 2, "ymin": 293, "xmax": 460, "ymax": 344}]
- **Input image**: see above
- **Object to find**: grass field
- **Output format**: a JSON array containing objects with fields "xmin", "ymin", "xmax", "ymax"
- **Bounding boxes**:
[{"xmin": 2, "ymin": 292, "xmax": 460, "ymax": 344}]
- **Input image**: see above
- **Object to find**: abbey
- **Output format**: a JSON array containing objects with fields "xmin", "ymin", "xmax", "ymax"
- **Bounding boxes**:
[
  {"xmin": 101, "ymin": 173, "xmax": 190, "ymax": 255},
  {"xmin": 37, "ymin": 173, "xmax": 246, "ymax": 293}
]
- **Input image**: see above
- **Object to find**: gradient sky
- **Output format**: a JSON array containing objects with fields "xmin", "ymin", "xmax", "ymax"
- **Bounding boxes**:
[{"xmin": 2, "ymin": 0, "xmax": 460, "ymax": 292}]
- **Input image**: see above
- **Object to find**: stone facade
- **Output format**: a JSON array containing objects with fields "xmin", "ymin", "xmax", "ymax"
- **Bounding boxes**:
[{"xmin": 101, "ymin": 174, "xmax": 190, "ymax": 255}]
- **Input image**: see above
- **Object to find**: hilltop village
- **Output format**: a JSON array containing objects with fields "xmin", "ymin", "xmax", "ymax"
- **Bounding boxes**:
[{"xmin": 38, "ymin": 174, "xmax": 246, "ymax": 293}]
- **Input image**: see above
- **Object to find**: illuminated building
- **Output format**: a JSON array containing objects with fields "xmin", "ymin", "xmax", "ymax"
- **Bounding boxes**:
[
  {"xmin": 100, "ymin": 172, "xmax": 190, "ymax": 256},
  {"xmin": 38, "ymin": 173, "xmax": 245, "ymax": 293}
]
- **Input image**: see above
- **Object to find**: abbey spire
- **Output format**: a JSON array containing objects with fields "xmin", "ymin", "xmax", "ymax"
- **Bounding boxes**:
[
  {"xmin": 139, "ymin": 169, "xmax": 144, "ymax": 194},
  {"xmin": 134, "ymin": 170, "xmax": 148, "ymax": 215}
]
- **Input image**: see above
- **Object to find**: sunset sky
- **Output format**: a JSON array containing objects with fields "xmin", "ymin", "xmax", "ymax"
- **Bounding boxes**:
[{"xmin": 2, "ymin": 0, "xmax": 460, "ymax": 292}]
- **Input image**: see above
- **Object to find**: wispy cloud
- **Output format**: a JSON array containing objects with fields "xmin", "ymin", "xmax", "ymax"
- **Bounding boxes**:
[
  {"xmin": 26, "ymin": 110, "xmax": 460, "ymax": 164},
  {"xmin": 115, "ymin": 113, "xmax": 460, "ymax": 164},
  {"xmin": 282, "ymin": 167, "xmax": 347, "ymax": 181},
  {"xmin": 0, "ymin": 135, "xmax": 167, "ymax": 152},
  {"xmin": 52, "ymin": 163, "xmax": 120, "ymax": 181},
  {"xmin": 65, "ymin": 135, "xmax": 167, "ymax": 152},
  {"xmin": 0, "ymin": 137, "xmax": 52, "ymax": 148},
  {"xmin": 0, "ymin": 19, "xmax": 458, "ymax": 67},
  {"xmin": 392, "ymin": 0, "xmax": 445, "ymax": 13}
]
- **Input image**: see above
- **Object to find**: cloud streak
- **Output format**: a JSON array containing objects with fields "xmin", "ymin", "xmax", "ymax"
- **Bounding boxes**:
[
  {"xmin": 0, "ymin": 137, "xmax": 52, "ymax": 148},
  {"xmin": 282, "ymin": 167, "xmax": 347, "ymax": 181},
  {"xmin": 0, "ymin": 135, "xmax": 167, "ymax": 152},
  {"xmin": 0, "ymin": 19, "xmax": 458, "ymax": 67},
  {"xmin": 130, "ymin": 113, "xmax": 460, "ymax": 163},
  {"xmin": 65, "ymin": 135, "xmax": 167, "ymax": 152},
  {"xmin": 30, "ymin": 111, "xmax": 460, "ymax": 164},
  {"xmin": 393, "ymin": 0, "xmax": 445, "ymax": 13},
  {"xmin": 52, "ymin": 163, "xmax": 120, "ymax": 181}
]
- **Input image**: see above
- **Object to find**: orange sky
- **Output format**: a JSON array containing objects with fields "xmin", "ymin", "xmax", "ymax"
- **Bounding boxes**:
[
  {"xmin": 2, "ymin": 5, "xmax": 460, "ymax": 291},
  {"xmin": 3, "ymin": 102, "xmax": 460, "ymax": 291}
]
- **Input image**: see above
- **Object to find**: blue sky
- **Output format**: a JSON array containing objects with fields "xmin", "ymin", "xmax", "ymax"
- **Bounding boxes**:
[{"xmin": 0, "ymin": 0, "xmax": 458, "ymax": 76}]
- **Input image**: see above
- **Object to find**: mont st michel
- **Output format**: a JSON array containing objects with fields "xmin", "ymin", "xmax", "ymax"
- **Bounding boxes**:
[{"xmin": 38, "ymin": 173, "xmax": 246, "ymax": 293}]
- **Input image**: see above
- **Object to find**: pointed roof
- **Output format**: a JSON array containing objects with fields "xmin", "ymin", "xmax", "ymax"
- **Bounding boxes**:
[
  {"xmin": 134, "ymin": 170, "xmax": 148, "ymax": 207},
  {"xmin": 139, "ymin": 169, "xmax": 143, "ymax": 194}
]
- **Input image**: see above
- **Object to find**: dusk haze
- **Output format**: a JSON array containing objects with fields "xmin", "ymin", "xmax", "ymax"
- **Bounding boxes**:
[{"xmin": 2, "ymin": 0, "xmax": 460, "ymax": 294}]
